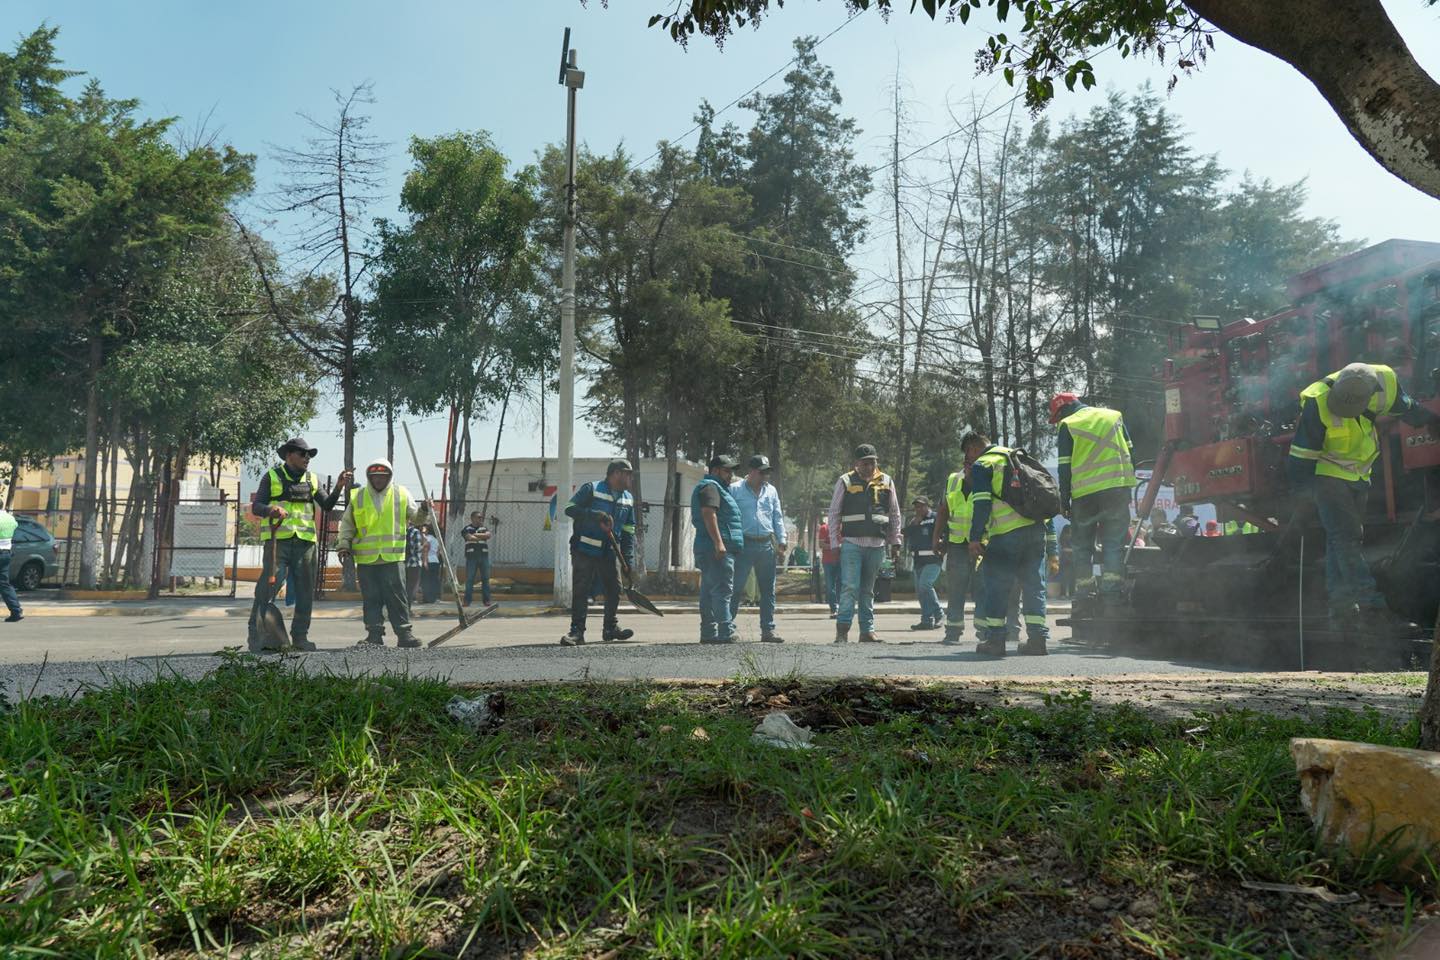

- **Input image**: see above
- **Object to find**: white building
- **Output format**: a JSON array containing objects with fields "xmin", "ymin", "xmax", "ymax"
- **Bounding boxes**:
[{"xmin": 446, "ymin": 457, "xmax": 708, "ymax": 571}]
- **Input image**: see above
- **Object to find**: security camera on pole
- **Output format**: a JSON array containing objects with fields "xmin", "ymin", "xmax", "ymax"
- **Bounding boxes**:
[{"xmin": 554, "ymin": 29, "xmax": 585, "ymax": 610}]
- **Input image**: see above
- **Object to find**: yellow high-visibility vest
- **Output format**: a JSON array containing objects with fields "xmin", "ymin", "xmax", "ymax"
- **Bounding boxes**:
[
  {"xmin": 1059, "ymin": 406, "xmax": 1136, "ymax": 500},
  {"xmin": 972, "ymin": 447, "xmax": 1034, "ymax": 538},
  {"xmin": 261, "ymin": 468, "xmax": 318, "ymax": 542},
  {"xmin": 1290, "ymin": 365, "xmax": 1399, "ymax": 482},
  {"xmin": 350, "ymin": 484, "xmax": 411, "ymax": 564},
  {"xmin": 944, "ymin": 471, "xmax": 972, "ymax": 543}
]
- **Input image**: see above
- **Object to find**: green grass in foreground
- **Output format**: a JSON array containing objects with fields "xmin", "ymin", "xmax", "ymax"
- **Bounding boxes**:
[{"xmin": 0, "ymin": 658, "xmax": 1434, "ymax": 958}]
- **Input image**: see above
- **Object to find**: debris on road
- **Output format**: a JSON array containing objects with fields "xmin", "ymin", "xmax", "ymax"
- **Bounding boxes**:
[
  {"xmin": 752, "ymin": 711, "xmax": 814, "ymax": 749},
  {"xmin": 446, "ymin": 692, "xmax": 506, "ymax": 734},
  {"xmin": 1241, "ymin": 880, "xmax": 1361, "ymax": 905}
]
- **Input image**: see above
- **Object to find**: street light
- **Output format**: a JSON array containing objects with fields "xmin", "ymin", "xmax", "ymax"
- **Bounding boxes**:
[{"xmin": 554, "ymin": 28, "xmax": 584, "ymax": 610}]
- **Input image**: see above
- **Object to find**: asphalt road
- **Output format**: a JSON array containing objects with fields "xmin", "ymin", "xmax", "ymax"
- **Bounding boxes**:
[{"xmin": 0, "ymin": 610, "xmax": 1248, "ymax": 699}]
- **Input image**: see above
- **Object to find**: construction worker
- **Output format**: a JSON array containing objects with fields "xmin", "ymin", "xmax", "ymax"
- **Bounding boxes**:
[
  {"xmin": 248, "ymin": 438, "xmax": 351, "ymax": 652},
  {"xmin": 904, "ymin": 496, "xmax": 943, "ymax": 631},
  {"xmin": 1006, "ymin": 518, "xmax": 1059, "ymax": 644},
  {"xmin": 966, "ymin": 431, "xmax": 1048, "ymax": 657},
  {"xmin": 692, "ymin": 454, "xmax": 744, "ymax": 644},
  {"xmin": 1288, "ymin": 362, "xmax": 1440, "ymax": 627},
  {"xmin": 0, "ymin": 508, "xmax": 22, "ymax": 623},
  {"xmin": 561, "ymin": 459, "xmax": 636, "ymax": 647},
  {"xmin": 827, "ymin": 443, "xmax": 902, "ymax": 644},
  {"xmin": 1050, "ymin": 392, "xmax": 1137, "ymax": 600},
  {"xmin": 335, "ymin": 459, "xmax": 429, "ymax": 648},
  {"xmin": 933, "ymin": 447, "xmax": 982, "ymax": 644},
  {"xmin": 729, "ymin": 454, "xmax": 787, "ymax": 643}
]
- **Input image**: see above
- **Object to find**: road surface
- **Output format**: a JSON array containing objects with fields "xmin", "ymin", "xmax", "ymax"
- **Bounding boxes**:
[{"xmin": 0, "ymin": 610, "xmax": 1250, "ymax": 698}]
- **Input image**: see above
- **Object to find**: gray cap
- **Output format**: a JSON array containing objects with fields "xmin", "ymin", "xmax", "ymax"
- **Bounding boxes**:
[
  {"xmin": 606, "ymin": 458, "xmax": 633, "ymax": 475},
  {"xmin": 853, "ymin": 443, "xmax": 878, "ymax": 461},
  {"xmin": 1328, "ymin": 362, "xmax": 1381, "ymax": 418},
  {"xmin": 747, "ymin": 454, "xmax": 772, "ymax": 471},
  {"xmin": 912, "ymin": 495, "xmax": 931, "ymax": 506},
  {"xmin": 708, "ymin": 453, "xmax": 739, "ymax": 469}
]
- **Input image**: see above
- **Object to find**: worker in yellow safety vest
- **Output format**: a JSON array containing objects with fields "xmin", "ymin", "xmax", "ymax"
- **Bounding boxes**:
[
  {"xmin": 1287, "ymin": 362, "xmax": 1440, "ymax": 627},
  {"xmin": 932, "ymin": 442, "xmax": 984, "ymax": 645},
  {"xmin": 1050, "ymin": 392, "xmax": 1137, "ymax": 600},
  {"xmin": 336, "ymin": 459, "xmax": 431, "ymax": 648},
  {"xmin": 248, "ymin": 437, "xmax": 351, "ymax": 652}
]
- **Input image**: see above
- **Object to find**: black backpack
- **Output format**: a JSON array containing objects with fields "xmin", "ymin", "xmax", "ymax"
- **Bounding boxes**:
[{"xmin": 998, "ymin": 448, "xmax": 1061, "ymax": 520}]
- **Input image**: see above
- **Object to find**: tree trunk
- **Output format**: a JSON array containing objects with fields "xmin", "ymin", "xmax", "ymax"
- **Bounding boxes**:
[
  {"xmin": 79, "ymin": 335, "xmax": 103, "ymax": 589},
  {"xmin": 622, "ymin": 374, "xmax": 646, "ymax": 574},
  {"xmin": 657, "ymin": 400, "xmax": 678, "ymax": 578},
  {"xmin": 3, "ymin": 461, "xmax": 16, "ymax": 508},
  {"xmin": 1419, "ymin": 610, "xmax": 1440, "ymax": 750},
  {"xmin": 1186, "ymin": 0, "xmax": 1440, "ymax": 202},
  {"xmin": 481, "ymin": 385, "xmax": 512, "ymax": 516},
  {"xmin": 385, "ymin": 398, "xmax": 395, "ymax": 464}
]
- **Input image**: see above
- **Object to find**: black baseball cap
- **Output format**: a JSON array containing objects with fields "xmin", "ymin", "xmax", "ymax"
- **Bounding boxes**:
[
  {"xmin": 853, "ymin": 443, "xmax": 878, "ymax": 461},
  {"xmin": 708, "ymin": 453, "xmax": 740, "ymax": 469},
  {"xmin": 747, "ymin": 454, "xmax": 772, "ymax": 472}
]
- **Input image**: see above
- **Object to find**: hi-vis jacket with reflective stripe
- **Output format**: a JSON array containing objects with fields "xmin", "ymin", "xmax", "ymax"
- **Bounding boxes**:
[
  {"xmin": 967, "ymin": 446, "xmax": 1036, "ymax": 540},
  {"xmin": 1289, "ymin": 365, "xmax": 1412, "ymax": 483},
  {"xmin": 337, "ymin": 482, "xmax": 422, "ymax": 564},
  {"xmin": 566, "ymin": 479, "xmax": 635, "ymax": 560},
  {"xmin": 943, "ymin": 471, "xmax": 975, "ymax": 543},
  {"xmin": 1057, "ymin": 404, "xmax": 1136, "ymax": 503}
]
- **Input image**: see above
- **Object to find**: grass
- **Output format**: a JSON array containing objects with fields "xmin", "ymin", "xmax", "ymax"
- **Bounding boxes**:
[{"xmin": 0, "ymin": 657, "xmax": 1434, "ymax": 958}]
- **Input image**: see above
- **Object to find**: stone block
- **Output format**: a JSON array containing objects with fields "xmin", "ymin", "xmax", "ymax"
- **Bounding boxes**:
[{"xmin": 1291, "ymin": 737, "xmax": 1440, "ymax": 863}]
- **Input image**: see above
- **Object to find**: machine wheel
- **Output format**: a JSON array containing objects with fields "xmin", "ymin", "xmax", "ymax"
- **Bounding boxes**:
[{"xmin": 15, "ymin": 561, "xmax": 43, "ymax": 592}]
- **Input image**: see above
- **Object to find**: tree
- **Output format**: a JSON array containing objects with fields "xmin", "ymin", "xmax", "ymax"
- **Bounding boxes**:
[
  {"xmin": 268, "ymin": 82, "xmax": 387, "ymax": 472},
  {"xmin": 368, "ymin": 132, "xmax": 550, "ymax": 531},
  {"xmin": 0, "ymin": 27, "xmax": 254, "ymax": 587},
  {"xmin": 539, "ymin": 141, "xmax": 753, "ymax": 570},
  {"xmin": 638, "ymin": 0, "xmax": 1440, "ymax": 202}
]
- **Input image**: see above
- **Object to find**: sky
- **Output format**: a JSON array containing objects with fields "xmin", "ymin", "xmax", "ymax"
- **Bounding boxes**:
[{"xmin": 10, "ymin": 0, "xmax": 1440, "ymax": 498}]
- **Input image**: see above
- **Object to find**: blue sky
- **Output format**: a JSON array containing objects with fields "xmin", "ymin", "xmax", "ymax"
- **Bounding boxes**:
[{"xmin": 10, "ymin": 0, "xmax": 1440, "ymax": 495}]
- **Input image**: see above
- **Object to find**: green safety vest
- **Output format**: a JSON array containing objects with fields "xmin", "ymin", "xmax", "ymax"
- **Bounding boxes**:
[
  {"xmin": 1290, "ymin": 365, "xmax": 1399, "ymax": 483},
  {"xmin": 261, "ymin": 468, "xmax": 319, "ymax": 542},
  {"xmin": 1223, "ymin": 521, "xmax": 1260, "ymax": 536},
  {"xmin": 1060, "ymin": 406, "xmax": 1137, "ymax": 500},
  {"xmin": 944, "ymin": 471, "xmax": 973, "ymax": 543},
  {"xmin": 0, "ymin": 510, "xmax": 16, "ymax": 548},
  {"xmin": 973, "ymin": 446, "xmax": 1035, "ymax": 539},
  {"xmin": 350, "ymin": 484, "xmax": 411, "ymax": 564}
]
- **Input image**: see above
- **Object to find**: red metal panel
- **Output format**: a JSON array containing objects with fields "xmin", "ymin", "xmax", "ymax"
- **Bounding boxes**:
[
  {"xmin": 1168, "ymin": 440, "xmax": 1260, "ymax": 503},
  {"xmin": 1400, "ymin": 398, "xmax": 1440, "ymax": 470}
]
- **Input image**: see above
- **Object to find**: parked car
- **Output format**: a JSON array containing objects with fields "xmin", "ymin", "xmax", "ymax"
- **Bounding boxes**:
[{"xmin": 10, "ymin": 517, "xmax": 60, "ymax": 591}]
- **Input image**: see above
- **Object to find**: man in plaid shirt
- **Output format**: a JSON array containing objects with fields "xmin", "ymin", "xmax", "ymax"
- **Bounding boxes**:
[{"xmin": 404, "ymin": 522, "xmax": 426, "ymax": 603}]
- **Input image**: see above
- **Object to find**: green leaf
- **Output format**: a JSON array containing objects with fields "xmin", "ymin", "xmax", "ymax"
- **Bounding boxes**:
[{"xmin": 997, "ymin": 0, "xmax": 1009, "ymax": 20}]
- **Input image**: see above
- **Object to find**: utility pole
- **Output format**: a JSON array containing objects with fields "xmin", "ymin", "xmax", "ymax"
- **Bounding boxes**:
[{"xmin": 554, "ymin": 29, "xmax": 584, "ymax": 610}]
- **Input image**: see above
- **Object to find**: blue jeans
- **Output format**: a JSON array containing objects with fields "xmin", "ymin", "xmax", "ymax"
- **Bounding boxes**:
[
  {"xmin": 977, "ymin": 526, "xmax": 1047, "ymax": 643},
  {"xmin": 0, "ymin": 551, "xmax": 20, "ymax": 616},
  {"xmin": 823, "ymin": 561, "xmax": 840, "ymax": 612},
  {"xmin": 1071, "ymin": 495, "xmax": 1129, "ymax": 592},
  {"xmin": 731, "ymin": 540, "xmax": 778, "ymax": 633},
  {"xmin": 837, "ymin": 541, "xmax": 884, "ymax": 631},
  {"xmin": 915, "ymin": 561, "xmax": 943, "ymax": 623},
  {"xmin": 1313, "ymin": 476, "xmax": 1382, "ymax": 616},
  {"xmin": 464, "ymin": 551, "xmax": 492, "ymax": 605},
  {"xmin": 695, "ymin": 546, "xmax": 736, "ymax": 641}
]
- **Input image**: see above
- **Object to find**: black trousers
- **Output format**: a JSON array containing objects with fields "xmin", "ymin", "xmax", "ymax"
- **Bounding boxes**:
[
  {"xmin": 570, "ymin": 550, "xmax": 620, "ymax": 634},
  {"xmin": 249, "ymin": 537, "xmax": 315, "ymax": 641}
]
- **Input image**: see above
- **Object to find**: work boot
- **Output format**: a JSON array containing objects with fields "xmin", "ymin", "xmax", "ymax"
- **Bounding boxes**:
[
  {"xmin": 834, "ymin": 623, "xmax": 851, "ymax": 644},
  {"xmin": 355, "ymin": 633, "xmax": 383, "ymax": 647},
  {"xmin": 397, "ymin": 631, "xmax": 421, "ymax": 649},
  {"xmin": 975, "ymin": 637, "xmax": 1007, "ymax": 658},
  {"xmin": 859, "ymin": 632, "xmax": 881, "ymax": 643},
  {"xmin": 761, "ymin": 632, "xmax": 784, "ymax": 643},
  {"xmin": 942, "ymin": 624, "xmax": 963, "ymax": 645},
  {"xmin": 910, "ymin": 618, "xmax": 934, "ymax": 631},
  {"xmin": 603, "ymin": 625, "xmax": 634, "ymax": 642},
  {"xmin": 560, "ymin": 630, "xmax": 585, "ymax": 647},
  {"xmin": 1019, "ymin": 638, "xmax": 1049, "ymax": 656},
  {"xmin": 288, "ymin": 636, "xmax": 317, "ymax": 652},
  {"xmin": 5, "ymin": 612, "xmax": 22, "ymax": 623}
]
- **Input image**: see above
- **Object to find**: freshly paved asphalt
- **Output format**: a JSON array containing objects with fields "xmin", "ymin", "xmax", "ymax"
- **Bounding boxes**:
[{"xmin": 0, "ymin": 607, "xmax": 1248, "ymax": 699}]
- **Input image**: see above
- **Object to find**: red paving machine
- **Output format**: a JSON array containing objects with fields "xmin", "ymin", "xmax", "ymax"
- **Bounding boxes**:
[{"xmin": 1069, "ymin": 240, "xmax": 1440, "ymax": 668}]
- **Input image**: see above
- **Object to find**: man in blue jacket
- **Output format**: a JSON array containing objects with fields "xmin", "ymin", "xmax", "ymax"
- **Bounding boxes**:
[
  {"xmin": 692, "ymin": 454, "xmax": 744, "ymax": 644},
  {"xmin": 561, "ymin": 459, "xmax": 636, "ymax": 646}
]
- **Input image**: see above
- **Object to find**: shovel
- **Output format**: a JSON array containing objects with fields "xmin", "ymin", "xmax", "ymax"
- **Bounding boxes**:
[
  {"xmin": 402, "ymin": 422, "xmax": 494, "ymax": 647},
  {"xmin": 607, "ymin": 528, "xmax": 663, "ymax": 617},
  {"xmin": 257, "ymin": 517, "xmax": 290, "ymax": 649}
]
